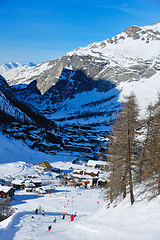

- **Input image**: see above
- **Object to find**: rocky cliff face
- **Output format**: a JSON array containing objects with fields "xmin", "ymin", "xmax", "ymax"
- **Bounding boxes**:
[
  {"xmin": 1, "ymin": 22, "xmax": 160, "ymax": 97},
  {"xmin": 32, "ymin": 22, "xmax": 160, "ymax": 94}
]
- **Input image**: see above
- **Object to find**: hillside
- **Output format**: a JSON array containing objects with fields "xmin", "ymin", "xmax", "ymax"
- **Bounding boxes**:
[
  {"xmin": 0, "ymin": 22, "xmax": 159, "ymax": 159},
  {"xmin": 0, "ymin": 156, "xmax": 159, "ymax": 240},
  {"xmin": 5, "ymin": 22, "xmax": 160, "ymax": 119}
]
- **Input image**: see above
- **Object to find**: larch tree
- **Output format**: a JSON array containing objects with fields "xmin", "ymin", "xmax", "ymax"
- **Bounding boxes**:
[
  {"xmin": 107, "ymin": 93, "xmax": 139, "ymax": 205},
  {"xmin": 142, "ymin": 97, "xmax": 160, "ymax": 197}
]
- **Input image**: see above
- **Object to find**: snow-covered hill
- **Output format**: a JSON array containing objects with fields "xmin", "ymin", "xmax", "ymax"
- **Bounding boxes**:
[
  {"xmin": 67, "ymin": 22, "xmax": 160, "ymax": 60},
  {"xmin": 0, "ymin": 130, "xmax": 159, "ymax": 240},
  {"xmin": 7, "ymin": 22, "xmax": 160, "ymax": 119},
  {"xmin": 0, "ymin": 132, "xmax": 74, "ymax": 165},
  {"xmin": 0, "ymin": 75, "xmax": 34, "ymax": 124},
  {"xmin": 0, "ymin": 155, "xmax": 159, "ymax": 240},
  {"xmin": 1, "ymin": 21, "xmax": 160, "ymax": 159},
  {"xmin": 0, "ymin": 61, "xmax": 57, "ymax": 86}
]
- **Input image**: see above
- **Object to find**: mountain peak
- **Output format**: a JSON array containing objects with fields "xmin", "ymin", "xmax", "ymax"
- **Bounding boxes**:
[
  {"xmin": 124, "ymin": 25, "xmax": 141, "ymax": 39},
  {"xmin": 23, "ymin": 62, "xmax": 36, "ymax": 67}
]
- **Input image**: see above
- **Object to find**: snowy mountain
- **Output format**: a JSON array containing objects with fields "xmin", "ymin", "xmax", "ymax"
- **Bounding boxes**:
[
  {"xmin": 1, "ymin": 21, "xmax": 160, "ymax": 158},
  {"xmin": 0, "ymin": 60, "xmax": 58, "ymax": 86},
  {"xmin": 0, "ymin": 62, "xmax": 35, "ymax": 79},
  {"xmin": 10, "ymin": 22, "xmax": 160, "ymax": 119},
  {"xmin": 0, "ymin": 75, "xmax": 34, "ymax": 124},
  {"xmin": 0, "ymin": 22, "xmax": 160, "ymax": 240}
]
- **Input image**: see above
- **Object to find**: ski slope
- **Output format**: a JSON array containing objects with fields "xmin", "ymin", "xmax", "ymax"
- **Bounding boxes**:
[{"xmin": 0, "ymin": 184, "xmax": 159, "ymax": 240}]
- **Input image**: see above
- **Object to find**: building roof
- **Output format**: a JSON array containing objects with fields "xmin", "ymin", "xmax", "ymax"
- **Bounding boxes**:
[
  {"xmin": 0, "ymin": 186, "xmax": 13, "ymax": 193},
  {"xmin": 87, "ymin": 160, "xmax": 106, "ymax": 167},
  {"xmin": 37, "ymin": 161, "xmax": 52, "ymax": 169},
  {"xmin": 39, "ymin": 185, "xmax": 55, "ymax": 191},
  {"xmin": 12, "ymin": 179, "xmax": 24, "ymax": 185}
]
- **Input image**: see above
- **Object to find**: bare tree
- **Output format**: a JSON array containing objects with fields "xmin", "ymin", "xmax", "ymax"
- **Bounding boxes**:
[
  {"xmin": 142, "ymin": 98, "xmax": 160, "ymax": 197},
  {"xmin": 107, "ymin": 93, "xmax": 139, "ymax": 205}
]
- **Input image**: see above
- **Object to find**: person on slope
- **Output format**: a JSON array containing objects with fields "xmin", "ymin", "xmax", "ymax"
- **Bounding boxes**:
[
  {"xmin": 48, "ymin": 225, "xmax": 52, "ymax": 232},
  {"xmin": 35, "ymin": 208, "xmax": 38, "ymax": 215}
]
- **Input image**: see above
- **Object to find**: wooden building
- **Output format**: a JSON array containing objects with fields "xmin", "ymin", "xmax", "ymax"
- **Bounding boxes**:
[{"xmin": 0, "ymin": 186, "xmax": 14, "ymax": 200}]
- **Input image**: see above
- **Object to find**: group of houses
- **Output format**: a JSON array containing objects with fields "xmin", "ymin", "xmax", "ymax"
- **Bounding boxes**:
[
  {"xmin": 0, "ymin": 159, "xmax": 107, "ymax": 201},
  {"xmin": 0, "ymin": 161, "xmax": 56, "ymax": 202},
  {"xmin": 0, "ymin": 159, "xmax": 107, "ymax": 223}
]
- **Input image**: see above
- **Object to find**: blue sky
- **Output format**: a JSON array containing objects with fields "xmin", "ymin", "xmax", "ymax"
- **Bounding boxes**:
[{"xmin": 0, "ymin": 0, "xmax": 159, "ymax": 65}]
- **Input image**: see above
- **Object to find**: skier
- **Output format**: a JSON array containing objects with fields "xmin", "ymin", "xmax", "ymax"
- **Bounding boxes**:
[
  {"xmin": 53, "ymin": 217, "xmax": 56, "ymax": 223},
  {"xmin": 42, "ymin": 210, "xmax": 45, "ymax": 216},
  {"xmin": 48, "ymin": 225, "xmax": 52, "ymax": 232},
  {"xmin": 62, "ymin": 213, "xmax": 65, "ymax": 220},
  {"xmin": 35, "ymin": 208, "xmax": 38, "ymax": 215}
]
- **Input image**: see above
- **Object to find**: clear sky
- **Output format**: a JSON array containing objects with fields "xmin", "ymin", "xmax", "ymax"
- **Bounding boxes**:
[{"xmin": 0, "ymin": 0, "xmax": 160, "ymax": 65}]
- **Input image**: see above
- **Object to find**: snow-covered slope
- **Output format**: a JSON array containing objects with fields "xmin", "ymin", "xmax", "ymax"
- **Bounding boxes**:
[
  {"xmin": 67, "ymin": 22, "xmax": 160, "ymax": 60},
  {"xmin": 0, "ymin": 75, "xmax": 33, "ymax": 124},
  {"xmin": 1, "ymin": 21, "xmax": 160, "ymax": 157},
  {"xmin": 0, "ymin": 155, "xmax": 159, "ymax": 240},
  {"xmin": 0, "ymin": 61, "xmax": 56, "ymax": 86}
]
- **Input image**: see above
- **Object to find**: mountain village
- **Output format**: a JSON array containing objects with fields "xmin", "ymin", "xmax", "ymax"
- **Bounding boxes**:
[
  {"xmin": 0, "ymin": 157, "xmax": 107, "ymax": 221},
  {"xmin": 0, "ymin": 20, "xmax": 160, "ymax": 239}
]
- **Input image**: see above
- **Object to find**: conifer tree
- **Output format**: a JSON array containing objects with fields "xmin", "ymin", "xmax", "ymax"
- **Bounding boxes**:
[
  {"xmin": 142, "ymin": 98, "xmax": 160, "ymax": 196},
  {"xmin": 107, "ymin": 93, "xmax": 139, "ymax": 205}
]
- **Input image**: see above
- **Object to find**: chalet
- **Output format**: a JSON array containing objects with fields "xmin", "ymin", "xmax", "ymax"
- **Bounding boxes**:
[
  {"xmin": 68, "ymin": 179, "xmax": 81, "ymax": 187},
  {"xmin": 24, "ymin": 180, "xmax": 35, "ymax": 187},
  {"xmin": 31, "ymin": 178, "xmax": 42, "ymax": 187},
  {"xmin": 34, "ymin": 161, "xmax": 52, "ymax": 172},
  {"xmin": 87, "ymin": 160, "xmax": 106, "ymax": 170},
  {"xmin": 80, "ymin": 176, "xmax": 98, "ymax": 188},
  {"xmin": 72, "ymin": 169, "xmax": 99, "ymax": 177},
  {"xmin": 38, "ymin": 185, "xmax": 55, "ymax": 194},
  {"xmin": 81, "ymin": 179, "xmax": 91, "ymax": 188},
  {"xmin": 71, "ymin": 172, "xmax": 98, "ymax": 188},
  {"xmin": 84, "ymin": 169, "xmax": 99, "ymax": 177},
  {"xmin": 73, "ymin": 169, "xmax": 84, "ymax": 175},
  {"xmin": 12, "ymin": 179, "xmax": 25, "ymax": 190},
  {"xmin": 0, "ymin": 186, "xmax": 14, "ymax": 200}
]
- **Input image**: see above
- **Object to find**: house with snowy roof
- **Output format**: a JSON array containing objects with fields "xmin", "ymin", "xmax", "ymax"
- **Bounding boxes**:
[
  {"xmin": 0, "ymin": 186, "xmax": 14, "ymax": 200},
  {"xmin": 31, "ymin": 178, "xmax": 42, "ymax": 187},
  {"xmin": 87, "ymin": 160, "xmax": 106, "ymax": 170},
  {"xmin": 71, "ymin": 170, "xmax": 99, "ymax": 188},
  {"xmin": 37, "ymin": 185, "xmax": 55, "ymax": 194},
  {"xmin": 12, "ymin": 179, "xmax": 25, "ymax": 190}
]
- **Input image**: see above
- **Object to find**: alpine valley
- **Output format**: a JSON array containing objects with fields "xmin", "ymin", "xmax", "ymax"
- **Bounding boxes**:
[{"xmin": 0, "ymin": 21, "xmax": 160, "ymax": 159}]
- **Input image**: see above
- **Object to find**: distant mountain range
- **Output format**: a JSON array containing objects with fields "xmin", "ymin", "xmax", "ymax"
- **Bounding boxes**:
[{"xmin": 0, "ymin": 21, "xmax": 160, "ymax": 157}]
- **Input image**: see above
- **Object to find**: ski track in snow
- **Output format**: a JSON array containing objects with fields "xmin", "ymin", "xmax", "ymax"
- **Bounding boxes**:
[{"xmin": 0, "ymin": 211, "xmax": 67, "ymax": 240}]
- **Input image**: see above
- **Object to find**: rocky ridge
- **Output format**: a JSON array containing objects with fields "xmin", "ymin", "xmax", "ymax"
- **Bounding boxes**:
[{"xmin": 0, "ymin": 22, "xmax": 160, "ymax": 158}]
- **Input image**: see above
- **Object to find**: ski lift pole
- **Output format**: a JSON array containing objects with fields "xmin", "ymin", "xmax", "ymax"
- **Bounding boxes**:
[{"xmin": 72, "ymin": 197, "xmax": 73, "ymax": 213}]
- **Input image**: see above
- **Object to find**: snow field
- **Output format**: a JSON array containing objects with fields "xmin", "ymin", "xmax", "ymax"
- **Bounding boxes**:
[
  {"xmin": 0, "ymin": 186, "xmax": 103, "ymax": 240},
  {"xmin": 1, "ymin": 181, "xmax": 159, "ymax": 240}
]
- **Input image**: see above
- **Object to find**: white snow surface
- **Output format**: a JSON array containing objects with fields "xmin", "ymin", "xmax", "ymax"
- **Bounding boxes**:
[
  {"xmin": 0, "ymin": 61, "xmax": 53, "ymax": 85},
  {"xmin": 0, "ymin": 169, "xmax": 159, "ymax": 240},
  {"xmin": 118, "ymin": 71, "xmax": 160, "ymax": 116},
  {"xmin": 66, "ymin": 22, "xmax": 160, "ymax": 61},
  {"xmin": 0, "ymin": 133, "xmax": 160, "ymax": 240}
]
